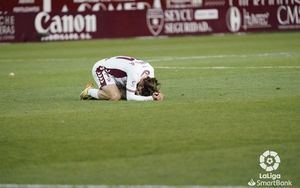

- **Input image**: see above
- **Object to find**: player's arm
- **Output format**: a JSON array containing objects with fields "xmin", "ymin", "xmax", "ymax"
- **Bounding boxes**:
[
  {"xmin": 126, "ymin": 90, "xmax": 154, "ymax": 101},
  {"xmin": 126, "ymin": 89, "xmax": 164, "ymax": 101}
]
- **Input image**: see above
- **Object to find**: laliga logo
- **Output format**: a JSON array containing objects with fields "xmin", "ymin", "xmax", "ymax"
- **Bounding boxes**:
[
  {"xmin": 146, "ymin": 0, "xmax": 164, "ymax": 36},
  {"xmin": 259, "ymin": 150, "xmax": 280, "ymax": 172}
]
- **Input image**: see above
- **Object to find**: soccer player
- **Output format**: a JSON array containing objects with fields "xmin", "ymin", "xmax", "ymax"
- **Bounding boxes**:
[{"xmin": 80, "ymin": 56, "xmax": 164, "ymax": 101}]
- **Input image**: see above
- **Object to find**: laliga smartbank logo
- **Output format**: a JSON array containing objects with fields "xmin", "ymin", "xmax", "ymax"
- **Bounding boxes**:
[{"xmin": 248, "ymin": 150, "xmax": 292, "ymax": 187}]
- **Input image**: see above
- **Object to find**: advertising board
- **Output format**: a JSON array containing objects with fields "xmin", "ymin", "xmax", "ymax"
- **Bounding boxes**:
[{"xmin": 1, "ymin": 0, "xmax": 299, "ymax": 42}]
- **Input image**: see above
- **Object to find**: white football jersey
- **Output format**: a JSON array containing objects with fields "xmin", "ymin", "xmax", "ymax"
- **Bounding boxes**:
[{"xmin": 95, "ymin": 56, "xmax": 155, "ymax": 92}]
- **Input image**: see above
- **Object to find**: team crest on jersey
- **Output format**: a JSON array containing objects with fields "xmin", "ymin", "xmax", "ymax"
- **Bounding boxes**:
[
  {"xmin": 146, "ymin": 8, "xmax": 164, "ymax": 36},
  {"xmin": 131, "ymin": 81, "xmax": 137, "ymax": 87}
]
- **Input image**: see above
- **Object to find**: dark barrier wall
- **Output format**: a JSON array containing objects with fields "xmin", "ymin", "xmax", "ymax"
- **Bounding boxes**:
[{"xmin": 1, "ymin": 0, "xmax": 300, "ymax": 42}]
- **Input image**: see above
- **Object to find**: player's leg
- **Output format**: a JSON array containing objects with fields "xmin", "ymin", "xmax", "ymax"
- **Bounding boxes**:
[
  {"xmin": 101, "ymin": 84, "xmax": 122, "ymax": 101},
  {"xmin": 81, "ymin": 62, "xmax": 110, "ymax": 100},
  {"xmin": 81, "ymin": 82, "xmax": 121, "ymax": 100},
  {"xmin": 82, "ymin": 64, "xmax": 122, "ymax": 100},
  {"xmin": 87, "ymin": 87, "xmax": 110, "ymax": 100},
  {"xmin": 84, "ymin": 84, "xmax": 121, "ymax": 100},
  {"xmin": 116, "ymin": 84, "xmax": 126, "ymax": 99}
]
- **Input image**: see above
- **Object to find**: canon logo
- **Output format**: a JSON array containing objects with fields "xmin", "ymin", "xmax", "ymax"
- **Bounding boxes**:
[{"xmin": 34, "ymin": 12, "xmax": 97, "ymax": 34}]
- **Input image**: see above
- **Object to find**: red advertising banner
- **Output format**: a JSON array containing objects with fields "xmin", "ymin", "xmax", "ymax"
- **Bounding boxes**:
[{"xmin": 1, "ymin": 0, "xmax": 300, "ymax": 42}]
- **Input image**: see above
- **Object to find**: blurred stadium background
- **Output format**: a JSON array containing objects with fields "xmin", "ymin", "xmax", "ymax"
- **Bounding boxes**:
[{"xmin": 0, "ymin": 0, "xmax": 300, "ymax": 188}]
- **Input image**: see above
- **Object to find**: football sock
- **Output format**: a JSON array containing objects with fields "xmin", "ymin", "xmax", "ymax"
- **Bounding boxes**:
[{"xmin": 88, "ymin": 88, "xmax": 100, "ymax": 99}]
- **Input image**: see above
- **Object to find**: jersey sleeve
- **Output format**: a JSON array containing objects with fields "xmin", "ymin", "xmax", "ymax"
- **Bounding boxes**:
[{"xmin": 126, "ymin": 91, "xmax": 154, "ymax": 101}]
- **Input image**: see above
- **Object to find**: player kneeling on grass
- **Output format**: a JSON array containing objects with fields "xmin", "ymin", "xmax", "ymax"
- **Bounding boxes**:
[{"xmin": 80, "ymin": 56, "xmax": 164, "ymax": 101}]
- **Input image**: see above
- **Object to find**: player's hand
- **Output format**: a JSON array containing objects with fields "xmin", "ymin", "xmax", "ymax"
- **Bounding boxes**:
[{"xmin": 153, "ymin": 92, "xmax": 164, "ymax": 101}]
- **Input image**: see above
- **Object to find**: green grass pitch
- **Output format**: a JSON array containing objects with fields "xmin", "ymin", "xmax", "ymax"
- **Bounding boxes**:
[{"xmin": 0, "ymin": 32, "xmax": 299, "ymax": 186}]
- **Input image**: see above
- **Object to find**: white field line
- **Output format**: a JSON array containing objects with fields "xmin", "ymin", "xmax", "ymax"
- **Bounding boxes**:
[
  {"xmin": 0, "ymin": 58, "xmax": 91, "ymax": 63},
  {"xmin": 146, "ymin": 52, "xmax": 296, "ymax": 62},
  {"xmin": 0, "ymin": 52, "xmax": 298, "ymax": 63},
  {"xmin": 0, "ymin": 185, "xmax": 248, "ymax": 188},
  {"xmin": 154, "ymin": 66, "xmax": 300, "ymax": 70}
]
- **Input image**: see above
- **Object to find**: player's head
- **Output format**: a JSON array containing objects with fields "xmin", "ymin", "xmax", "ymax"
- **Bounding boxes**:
[{"xmin": 137, "ymin": 77, "xmax": 160, "ymax": 96}]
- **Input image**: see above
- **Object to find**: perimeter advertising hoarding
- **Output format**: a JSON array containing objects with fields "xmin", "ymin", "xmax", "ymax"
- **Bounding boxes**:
[{"xmin": 0, "ymin": 0, "xmax": 300, "ymax": 42}]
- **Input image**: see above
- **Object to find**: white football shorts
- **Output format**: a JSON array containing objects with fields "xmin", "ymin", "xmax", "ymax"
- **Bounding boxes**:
[{"xmin": 92, "ymin": 60, "xmax": 116, "ymax": 89}]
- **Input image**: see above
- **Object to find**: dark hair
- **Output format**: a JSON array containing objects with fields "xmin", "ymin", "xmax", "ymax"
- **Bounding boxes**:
[{"xmin": 140, "ymin": 77, "xmax": 160, "ymax": 96}]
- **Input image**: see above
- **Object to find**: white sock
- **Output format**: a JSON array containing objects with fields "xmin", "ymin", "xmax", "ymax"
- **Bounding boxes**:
[{"xmin": 88, "ymin": 88, "xmax": 100, "ymax": 99}]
